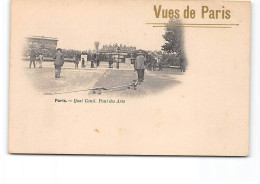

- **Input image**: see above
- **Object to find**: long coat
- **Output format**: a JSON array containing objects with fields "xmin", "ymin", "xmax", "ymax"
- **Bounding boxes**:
[
  {"xmin": 30, "ymin": 50, "xmax": 36, "ymax": 61},
  {"xmin": 53, "ymin": 53, "xmax": 64, "ymax": 66},
  {"xmin": 135, "ymin": 55, "xmax": 145, "ymax": 70}
]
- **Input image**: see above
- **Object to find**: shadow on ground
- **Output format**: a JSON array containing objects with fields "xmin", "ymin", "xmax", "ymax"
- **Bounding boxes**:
[
  {"xmin": 92, "ymin": 70, "xmax": 182, "ymax": 97},
  {"xmin": 24, "ymin": 62, "xmax": 183, "ymax": 97}
]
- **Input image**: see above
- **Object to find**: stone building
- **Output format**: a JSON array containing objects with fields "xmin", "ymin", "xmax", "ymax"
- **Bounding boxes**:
[
  {"xmin": 99, "ymin": 44, "xmax": 136, "ymax": 53},
  {"xmin": 26, "ymin": 36, "xmax": 58, "ymax": 49},
  {"xmin": 24, "ymin": 36, "xmax": 59, "ymax": 57}
]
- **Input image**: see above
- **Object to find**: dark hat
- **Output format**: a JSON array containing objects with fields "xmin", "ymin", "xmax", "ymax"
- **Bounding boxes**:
[
  {"xmin": 57, "ymin": 48, "xmax": 62, "ymax": 52},
  {"xmin": 137, "ymin": 51, "xmax": 143, "ymax": 55}
]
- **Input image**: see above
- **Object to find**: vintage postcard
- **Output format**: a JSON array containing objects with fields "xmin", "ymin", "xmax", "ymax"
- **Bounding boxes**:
[{"xmin": 9, "ymin": 0, "xmax": 251, "ymax": 156}]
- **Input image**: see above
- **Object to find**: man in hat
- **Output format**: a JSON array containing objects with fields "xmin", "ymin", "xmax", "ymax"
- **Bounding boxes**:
[
  {"xmin": 134, "ymin": 51, "xmax": 146, "ymax": 83},
  {"xmin": 96, "ymin": 54, "xmax": 100, "ymax": 68},
  {"xmin": 81, "ymin": 58, "xmax": 86, "ymax": 68},
  {"xmin": 53, "ymin": 48, "xmax": 64, "ymax": 78},
  {"xmin": 29, "ymin": 49, "xmax": 36, "ymax": 68}
]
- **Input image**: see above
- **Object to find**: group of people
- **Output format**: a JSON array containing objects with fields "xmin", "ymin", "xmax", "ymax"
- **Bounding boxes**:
[
  {"xmin": 145, "ymin": 54, "xmax": 164, "ymax": 71},
  {"xmin": 147, "ymin": 59, "xmax": 163, "ymax": 71},
  {"xmin": 74, "ymin": 53, "xmax": 100, "ymax": 69},
  {"xmin": 74, "ymin": 53, "xmax": 121, "ymax": 70},
  {"xmin": 29, "ymin": 48, "xmax": 64, "ymax": 78},
  {"xmin": 74, "ymin": 53, "xmax": 86, "ymax": 69},
  {"xmin": 29, "ymin": 50, "xmax": 44, "ymax": 69},
  {"xmin": 29, "ymin": 48, "xmax": 147, "ymax": 81}
]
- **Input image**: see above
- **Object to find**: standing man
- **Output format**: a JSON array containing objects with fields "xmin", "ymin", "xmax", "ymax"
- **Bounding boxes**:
[
  {"xmin": 91, "ymin": 58, "xmax": 94, "ymax": 68},
  {"xmin": 74, "ymin": 58, "xmax": 79, "ymax": 69},
  {"xmin": 38, "ymin": 52, "xmax": 43, "ymax": 68},
  {"xmin": 116, "ymin": 59, "xmax": 120, "ymax": 69},
  {"xmin": 53, "ymin": 48, "xmax": 64, "ymax": 78},
  {"xmin": 29, "ymin": 49, "xmax": 36, "ymax": 68},
  {"xmin": 134, "ymin": 51, "xmax": 145, "ymax": 83},
  {"xmin": 81, "ymin": 58, "xmax": 86, "ymax": 68},
  {"xmin": 75, "ymin": 53, "xmax": 80, "ymax": 69},
  {"xmin": 108, "ymin": 54, "xmax": 114, "ymax": 68},
  {"xmin": 93, "ymin": 53, "xmax": 97, "ymax": 68},
  {"xmin": 96, "ymin": 54, "xmax": 100, "ymax": 68}
]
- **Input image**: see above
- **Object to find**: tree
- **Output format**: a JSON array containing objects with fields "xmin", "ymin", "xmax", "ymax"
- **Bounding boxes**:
[
  {"xmin": 161, "ymin": 19, "xmax": 187, "ymax": 69},
  {"xmin": 161, "ymin": 19, "xmax": 184, "ymax": 54}
]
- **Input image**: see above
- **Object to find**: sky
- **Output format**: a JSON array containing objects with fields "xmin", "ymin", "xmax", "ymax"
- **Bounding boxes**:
[{"xmin": 18, "ymin": 0, "xmax": 166, "ymax": 51}]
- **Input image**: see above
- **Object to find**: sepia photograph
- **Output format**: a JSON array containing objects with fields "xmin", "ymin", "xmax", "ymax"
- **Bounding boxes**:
[
  {"xmin": 23, "ymin": 19, "xmax": 187, "ymax": 96},
  {"xmin": 9, "ymin": 0, "xmax": 251, "ymax": 156},
  {"xmin": 2, "ymin": 0, "xmax": 260, "ymax": 184}
]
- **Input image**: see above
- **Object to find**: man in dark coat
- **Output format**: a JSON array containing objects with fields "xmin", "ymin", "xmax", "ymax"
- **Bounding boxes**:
[
  {"xmin": 96, "ymin": 54, "xmax": 100, "ymax": 67},
  {"xmin": 81, "ymin": 58, "xmax": 85, "ymax": 68},
  {"xmin": 134, "ymin": 51, "xmax": 146, "ymax": 83},
  {"xmin": 53, "ymin": 48, "xmax": 64, "ymax": 78},
  {"xmin": 90, "ymin": 54, "xmax": 95, "ymax": 68},
  {"xmin": 29, "ymin": 49, "xmax": 36, "ymax": 68},
  {"xmin": 74, "ymin": 53, "xmax": 80, "ymax": 69}
]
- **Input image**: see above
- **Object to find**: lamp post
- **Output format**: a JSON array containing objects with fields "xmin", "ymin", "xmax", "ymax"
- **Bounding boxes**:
[
  {"xmin": 116, "ymin": 47, "xmax": 120, "ymax": 69},
  {"xmin": 130, "ymin": 53, "xmax": 134, "ymax": 64}
]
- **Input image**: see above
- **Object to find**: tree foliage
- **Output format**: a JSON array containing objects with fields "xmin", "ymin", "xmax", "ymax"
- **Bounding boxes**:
[
  {"xmin": 161, "ymin": 19, "xmax": 184, "ymax": 54},
  {"xmin": 161, "ymin": 19, "xmax": 187, "ymax": 68}
]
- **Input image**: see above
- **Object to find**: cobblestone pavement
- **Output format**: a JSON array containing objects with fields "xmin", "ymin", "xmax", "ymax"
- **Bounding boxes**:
[{"xmin": 24, "ymin": 61, "xmax": 183, "ymax": 97}]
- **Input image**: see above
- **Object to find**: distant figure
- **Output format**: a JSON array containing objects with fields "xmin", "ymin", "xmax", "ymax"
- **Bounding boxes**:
[
  {"xmin": 53, "ymin": 48, "xmax": 64, "ymax": 78},
  {"xmin": 90, "ymin": 55, "xmax": 94, "ymax": 68},
  {"xmin": 74, "ymin": 58, "xmax": 79, "ymax": 69},
  {"xmin": 147, "ymin": 62, "xmax": 152, "ymax": 71},
  {"xmin": 151, "ymin": 58, "xmax": 156, "ymax": 71},
  {"xmin": 116, "ymin": 57, "xmax": 120, "ymax": 69},
  {"xmin": 74, "ymin": 53, "xmax": 80, "ymax": 69},
  {"xmin": 96, "ymin": 54, "xmax": 100, "ymax": 67},
  {"xmin": 134, "ymin": 51, "xmax": 145, "ymax": 83},
  {"xmin": 38, "ymin": 53, "xmax": 43, "ymax": 68},
  {"xmin": 93, "ymin": 53, "xmax": 97, "ymax": 68},
  {"xmin": 108, "ymin": 55, "xmax": 114, "ymax": 68},
  {"xmin": 29, "ymin": 49, "xmax": 36, "ymax": 68},
  {"xmin": 81, "ymin": 58, "xmax": 85, "ymax": 68}
]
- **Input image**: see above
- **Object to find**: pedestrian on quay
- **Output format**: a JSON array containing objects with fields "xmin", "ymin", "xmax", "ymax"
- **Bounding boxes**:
[
  {"xmin": 116, "ymin": 56, "xmax": 120, "ymax": 69},
  {"xmin": 134, "ymin": 51, "xmax": 146, "ymax": 83},
  {"xmin": 93, "ymin": 53, "xmax": 97, "ymax": 68},
  {"xmin": 74, "ymin": 53, "xmax": 81, "ymax": 69},
  {"xmin": 90, "ymin": 53, "xmax": 95, "ymax": 68},
  {"xmin": 96, "ymin": 54, "xmax": 100, "ymax": 68},
  {"xmin": 74, "ymin": 58, "xmax": 79, "ymax": 69},
  {"xmin": 29, "ymin": 49, "xmax": 36, "ymax": 68},
  {"xmin": 108, "ymin": 55, "xmax": 114, "ymax": 68},
  {"xmin": 91, "ymin": 60, "xmax": 94, "ymax": 68},
  {"xmin": 90, "ymin": 54, "xmax": 94, "ymax": 68},
  {"xmin": 82, "ymin": 58, "xmax": 86, "ymax": 68},
  {"xmin": 53, "ymin": 48, "xmax": 64, "ymax": 78},
  {"xmin": 38, "ymin": 52, "xmax": 43, "ymax": 68}
]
